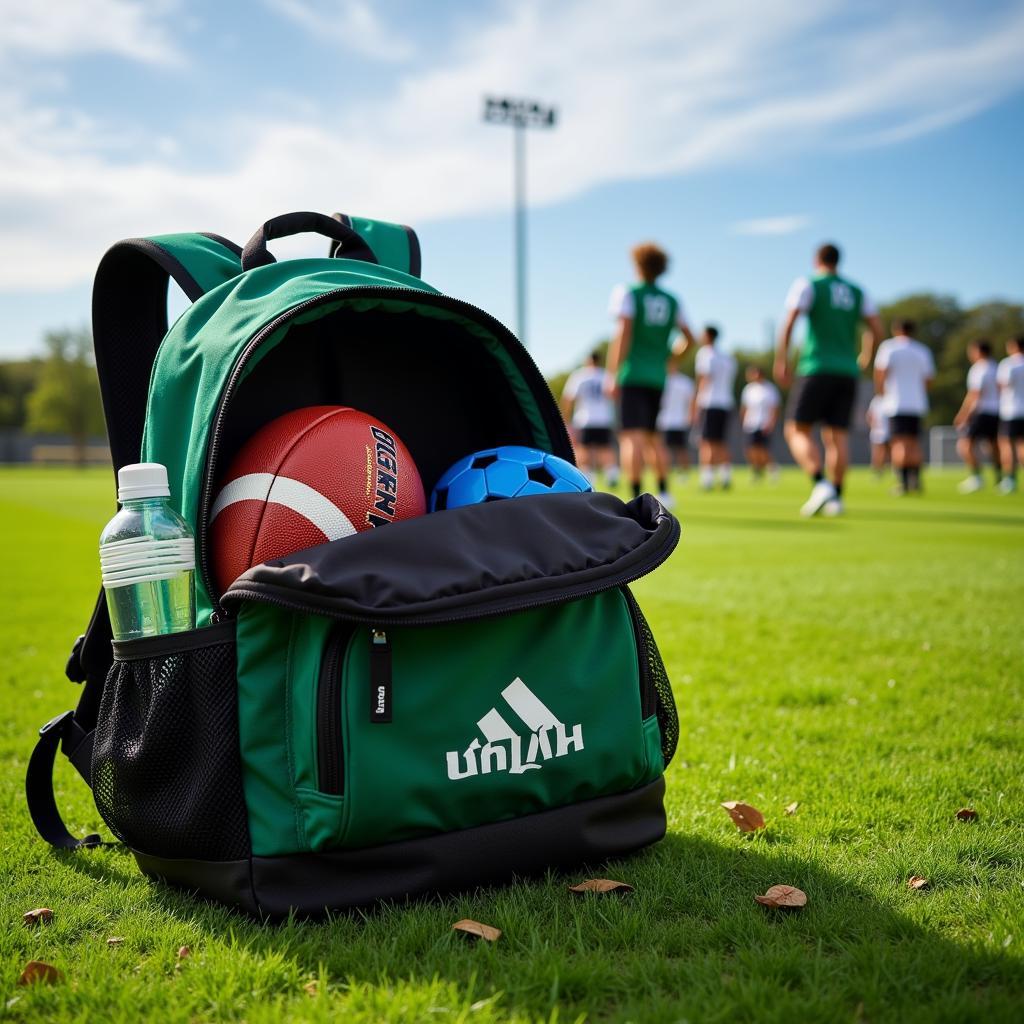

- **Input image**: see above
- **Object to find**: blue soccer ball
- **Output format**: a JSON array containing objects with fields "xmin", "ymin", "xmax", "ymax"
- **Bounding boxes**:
[{"xmin": 431, "ymin": 446, "xmax": 592, "ymax": 511}]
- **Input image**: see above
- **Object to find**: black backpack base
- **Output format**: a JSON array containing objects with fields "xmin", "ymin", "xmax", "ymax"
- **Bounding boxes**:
[{"xmin": 134, "ymin": 778, "xmax": 665, "ymax": 919}]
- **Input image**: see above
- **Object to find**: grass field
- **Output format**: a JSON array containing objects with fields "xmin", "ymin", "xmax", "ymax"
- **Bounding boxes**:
[{"xmin": 1, "ymin": 465, "xmax": 1022, "ymax": 1023}]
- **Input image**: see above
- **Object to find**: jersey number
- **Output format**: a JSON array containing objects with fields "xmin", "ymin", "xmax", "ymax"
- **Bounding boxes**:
[
  {"xmin": 829, "ymin": 282, "xmax": 855, "ymax": 311},
  {"xmin": 643, "ymin": 294, "xmax": 671, "ymax": 326}
]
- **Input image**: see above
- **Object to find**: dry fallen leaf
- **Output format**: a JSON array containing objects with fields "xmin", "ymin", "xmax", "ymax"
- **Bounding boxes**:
[
  {"xmin": 106, "ymin": 937, "xmax": 125, "ymax": 947},
  {"xmin": 22, "ymin": 908, "xmax": 53, "ymax": 927},
  {"xmin": 955, "ymin": 808, "xmax": 978, "ymax": 821},
  {"xmin": 785, "ymin": 802, "xmax": 800, "ymax": 816},
  {"xmin": 722, "ymin": 801, "xmax": 766, "ymax": 832},
  {"xmin": 755, "ymin": 885, "xmax": 808, "ymax": 909},
  {"xmin": 568, "ymin": 878, "xmax": 635, "ymax": 895},
  {"xmin": 177, "ymin": 945, "xmax": 191, "ymax": 960},
  {"xmin": 303, "ymin": 980, "xmax": 319, "ymax": 997},
  {"xmin": 17, "ymin": 961, "xmax": 63, "ymax": 986},
  {"xmin": 452, "ymin": 919, "xmax": 501, "ymax": 942},
  {"xmin": 908, "ymin": 876, "xmax": 929, "ymax": 890}
]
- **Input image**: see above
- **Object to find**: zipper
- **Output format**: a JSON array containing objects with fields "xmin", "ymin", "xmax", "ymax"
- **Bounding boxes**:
[
  {"xmin": 623, "ymin": 589, "xmax": 656, "ymax": 719},
  {"xmin": 197, "ymin": 286, "xmax": 572, "ymax": 614},
  {"xmin": 368, "ymin": 630, "xmax": 392, "ymax": 723},
  {"xmin": 316, "ymin": 624, "xmax": 350, "ymax": 795}
]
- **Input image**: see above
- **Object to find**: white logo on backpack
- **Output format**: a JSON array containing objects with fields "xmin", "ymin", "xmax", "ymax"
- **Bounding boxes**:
[{"xmin": 445, "ymin": 678, "xmax": 584, "ymax": 781}]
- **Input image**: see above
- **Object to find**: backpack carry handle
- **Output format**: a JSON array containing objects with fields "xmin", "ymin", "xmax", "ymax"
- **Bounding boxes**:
[{"xmin": 242, "ymin": 211, "xmax": 378, "ymax": 271}]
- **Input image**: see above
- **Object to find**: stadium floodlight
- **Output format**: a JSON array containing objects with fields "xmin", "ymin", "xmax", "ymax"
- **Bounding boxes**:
[{"xmin": 483, "ymin": 96, "xmax": 558, "ymax": 347}]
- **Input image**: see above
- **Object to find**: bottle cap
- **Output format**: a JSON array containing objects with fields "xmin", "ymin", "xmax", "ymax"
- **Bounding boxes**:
[{"xmin": 117, "ymin": 462, "xmax": 171, "ymax": 502}]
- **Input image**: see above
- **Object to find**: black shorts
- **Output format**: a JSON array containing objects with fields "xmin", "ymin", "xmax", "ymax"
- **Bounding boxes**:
[
  {"xmin": 745, "ymin": 428, "xmax": 770, "ymax": 449},
  {"xmin": 786, "ymin": 374, "xmax": 857, "ymax": 429},
  {"xmin": 579, "ymin": 426, "xmax": 613, "ymax": 447},
  {"xmin": 702, "ymin": 407, "xmax": 730, "ymax": 442},
  {"xmin": 663, "ymin": 428, "xmax": 689, "ymax": 449},
  {"xmin": 967, "ymin": 413, "xmax": 999, "ymax": 442},
  {"xmin": 890, "ymin": 414, "xmax": 921, "ymax": 438},
  {"xmin": 620, "ymin": 385, "xmax": 663, "ymax": 432},
  {"xmin": 1000, "ymin": 418, "xmax": 1024, "ymax": 439}
]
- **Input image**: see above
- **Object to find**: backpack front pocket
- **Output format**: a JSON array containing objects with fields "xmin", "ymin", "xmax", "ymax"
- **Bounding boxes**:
[
  {"xmin": 227, "ymin": 491, "xmax": 679, "ymax": 858},
  {"xmin": 313, "ymin": 589, "xmax": 660, "ymax": 850}
]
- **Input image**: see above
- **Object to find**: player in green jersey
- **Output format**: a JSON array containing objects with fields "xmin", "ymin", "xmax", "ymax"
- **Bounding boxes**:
[
  {"xmin": 605, "ymin": 242, "xmax": 695, "ymax": 506},
  {"xmin": 775, "ymin": 243, "xmax": 883, "ymax": 517}
]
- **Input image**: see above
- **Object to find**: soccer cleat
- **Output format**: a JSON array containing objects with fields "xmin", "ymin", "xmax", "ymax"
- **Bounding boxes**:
[
  {"xmin": 823, "ymin": 498, "xmax": 844, "ymax": 516},
  {"xmin": 800, "ymin": 480, "xmax": 836, "ymax": 517},
  {"xmin": 997, "ymin": 477, "xmax": 1017, "ymax": 494},
  {"xmin": 957, "ymin": 475, "xmax": 983, "ymax": 494}
]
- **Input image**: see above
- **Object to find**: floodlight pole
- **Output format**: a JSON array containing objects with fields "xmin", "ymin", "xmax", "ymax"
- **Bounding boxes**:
[
  {"xmin": 513, "ymin": 121, "xmax": 527, "ymax": 350},
  {"xmin": 484, "ymin": 96, "xmax": 558, "ymax": 348}
]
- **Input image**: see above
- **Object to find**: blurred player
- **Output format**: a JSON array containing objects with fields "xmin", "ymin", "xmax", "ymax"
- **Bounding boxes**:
[
  {"xmin": 954, "ymin": 340, "xmax": 1001, "ymax": 493},
  {"xmin": 775, "ymin": 243, "xmax": 883, "ymax": 517},
  {"xmin": 996, "ymin": 335, "xmax": 1024, "ymax": 494},
  {"xmin": 739, "ymin": 365, "xmax": 779, "ymax": 481},
  {"xmin": 873, "ymin": 319, "xmax": 935, "ymax": 494},
  {"xmin": 561, "ymin": 349, "xmax": 619, "ymax": 487},
  {"xmin": 606, "ymin": 243, "xmax": 696, "ymax": 505},
  {"xmin": 692, "ymin": 326, "xmax": 736, "ymax": 490},
  {"xmin": 866, "ymin": 394, "xmax": 891, "ymax": 477},
  {"xmin": 658, "ymin": 368, "xmax": 695, "ymax": 478}
]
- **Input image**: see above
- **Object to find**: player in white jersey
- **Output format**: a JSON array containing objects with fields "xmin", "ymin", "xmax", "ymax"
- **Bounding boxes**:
[
  {"xmin": 692, "ymin": 325, "xmax": 737, "ymax": 490},
  {"xmin": 873, "ymin": 319, "xmax": 935, "ymax": 494},
  {"xmin": 561, "ymin": 350, "xmax": 619, "ymax": 487},
  {"xmin": 866, "ymin": 395, "xmax": 891, "ymax": 477},
  {"xmin": 739, "ymin": 366, "xmax": 779, "ymax": 480},
  {"xmin": 658, "ymin": 370, "xmax": 695, "ymax": 476},
  {"xmin": 954, "ymin": 340, "xmax": 1001, "ymax": 493},
  {"xmin": 997, "ymin": 335, "xmax": 1024, "ymax": 493}
]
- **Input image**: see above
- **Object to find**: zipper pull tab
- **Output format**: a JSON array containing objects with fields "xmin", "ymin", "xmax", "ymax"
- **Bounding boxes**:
[{"xmin": 369, "ymin": 629, "xmax": 392, "ymax": 724}]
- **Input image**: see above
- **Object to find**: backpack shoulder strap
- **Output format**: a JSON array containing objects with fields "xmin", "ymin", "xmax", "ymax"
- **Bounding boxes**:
[
  {"xmin": 25, "ymin": 232, "xmax": 243, "ymax": 851},
  {"xmin": 93, "ymin": 232, "xmax": 243, "ymax": 473},
  {"xmin": 329, "ymin": 213, "xmax": 421, "ymax": 278}
]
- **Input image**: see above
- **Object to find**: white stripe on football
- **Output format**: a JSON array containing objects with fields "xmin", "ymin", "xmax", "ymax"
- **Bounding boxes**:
[{"xmin": 210, "ymin": 472, "xmax": 357, "ymax": 541}]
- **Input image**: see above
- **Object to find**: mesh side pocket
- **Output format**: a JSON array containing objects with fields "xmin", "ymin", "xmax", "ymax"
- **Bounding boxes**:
[
  {"xmin": 92, "ymin": 625, "xmax": 250, "ymax": 860},
  {"xmin": 625, "ymin": 590, "xmax": 679, "ymax": 767}
]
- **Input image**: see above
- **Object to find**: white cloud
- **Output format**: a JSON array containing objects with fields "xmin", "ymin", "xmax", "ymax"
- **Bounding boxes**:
[
  {"xmin": 731, "ymin": 216, "xmax": 810, "ymax": 237},
  {"xmin": 263, "ymin": 0, "xmax": 414, "ymax": 61},
  {"xmin": 0, "ymin": 0, "xmax": 182, "ymax": 66},
  {"xmin": 2, "ymin": 0, "xmax": 1024, "ymax": 290}
]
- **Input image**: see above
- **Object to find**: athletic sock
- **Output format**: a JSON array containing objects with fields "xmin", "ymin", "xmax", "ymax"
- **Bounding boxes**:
[
  {"xmin": 700, "ymin": 467, "xmax": 714, "ymax": 489},
  {"xmin": 833, "ymin": 481, "xmax": 843, "ymax": 498},
  {"xmin": 631, "ymin": 481, "xmax": 641, "ymax": 499},
  {"xmin": 908, "ymin": 466, "xmax": 921, "ymax": 491},
  {"xmin": 899, "ymin": 466, "xmax": 910, "ymax": 490},
  {"xmin": 813, "ymin": 470, "xmax": 824, "ymax": 484},
  {"xmin": 657, "ymin": 477, "xmax": 668, "ymax": 494},
  {"xmin": 719, "ymin": 465, "xmax": 732, "ymax": 486},
  {"xmin": 606, "ymin": 467, "xmax": 620, "ymax": 485}
]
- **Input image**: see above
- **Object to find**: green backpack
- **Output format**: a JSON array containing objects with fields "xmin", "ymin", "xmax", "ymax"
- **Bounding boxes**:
[{"xmin": 27, "ymin": 211, "xmax": 680, "ymax": 918}]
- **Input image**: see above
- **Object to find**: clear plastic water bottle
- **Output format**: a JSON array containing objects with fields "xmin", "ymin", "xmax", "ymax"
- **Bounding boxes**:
[{"xmin": 100, "ymin": 463, "xmax": 196, "ymax": 642}]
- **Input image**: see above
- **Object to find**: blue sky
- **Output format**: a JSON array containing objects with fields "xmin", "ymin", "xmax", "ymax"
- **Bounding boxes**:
[{"xmin": 1, "ymin": 0, "xmax": 1022, "ymax": 374}]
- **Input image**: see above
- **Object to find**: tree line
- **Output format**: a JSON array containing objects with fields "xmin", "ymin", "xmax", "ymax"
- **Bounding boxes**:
[
  {"xmin": 548, "ymin": 295, "xmax": 1024, "ymax": 426},
  {"xmin": 0, "ymin": 329, "xmax": 104, "ymax": 464},
  {"xmin": 0, "ymin": 294, "xmax": 1021, "ymax": 466}
]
